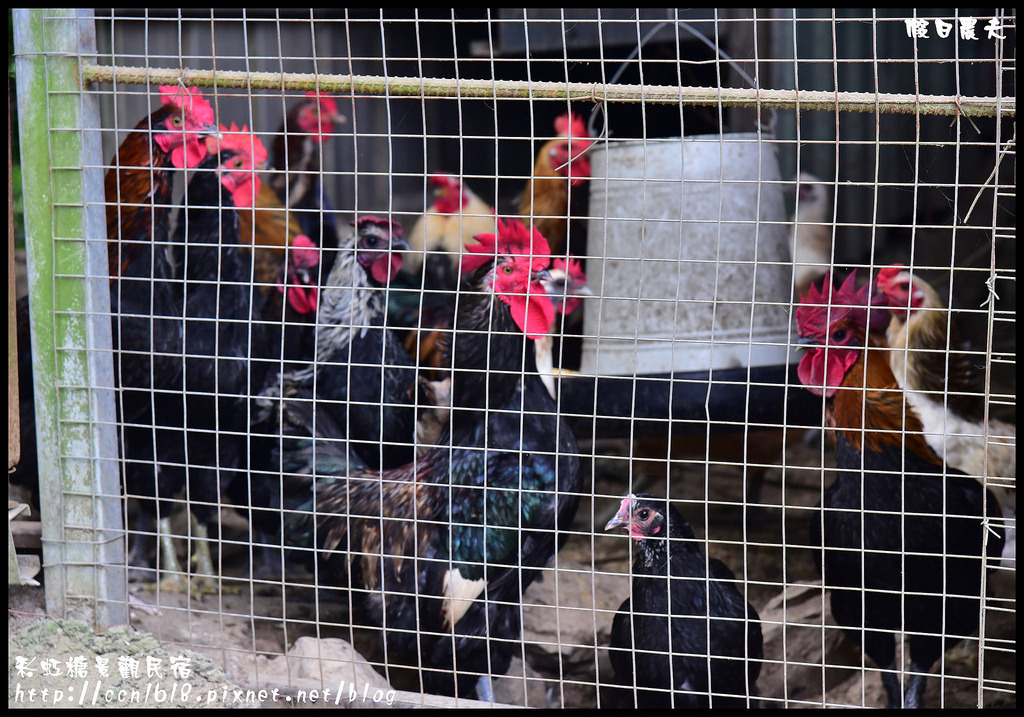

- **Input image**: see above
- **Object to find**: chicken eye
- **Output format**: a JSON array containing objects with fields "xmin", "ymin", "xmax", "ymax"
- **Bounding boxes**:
[
  {"xmin": 170, "ymin": 116, "xmax": 183, "ymax": 127},
  {"xmin": 638, "ymin": 509, "xmax": 650, "ymax": 521},
  {"xmin": 502, "ymin": 264, "xmax": 514, "ymax": 274},
  {"xmin": 831, "ymin": 329, "xmax": 848, "ymax": 342},
  {"xmin": 363, "ymin": 234, "xmax": 379, "ymax": 247}
]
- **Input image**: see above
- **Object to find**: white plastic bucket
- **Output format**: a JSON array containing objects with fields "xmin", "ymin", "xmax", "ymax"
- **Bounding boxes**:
[{"xmin": 579, "ymin": 133, "xmax": 795, "ymax": 376}]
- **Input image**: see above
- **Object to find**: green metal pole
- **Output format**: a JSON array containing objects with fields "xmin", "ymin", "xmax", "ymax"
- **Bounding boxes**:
[{"xmin": 13, "ymin": 8, "xmax": 126, "ymax": 627}]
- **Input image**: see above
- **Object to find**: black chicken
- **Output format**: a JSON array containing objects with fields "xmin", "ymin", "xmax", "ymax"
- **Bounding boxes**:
[
  {"xmin": 795, "ymin": 272, "xmax": 1005, "ymax": 709},
  {"xmin": 171, "ymin": 126, "xmax": 270, "ymax": 587},
  {"xmin": 285, "ymin": 218, "xmax": 581, "ymax": 701},
  {"xmin": 247, "ymin": 215, "xmax": 412, "ymax": 579},
  {"xmin": 105, "ymin": 85, "xmax": 216, "ymax": 590},
  {"xmin": 604, "ymin": 493, "xmax": 763, "ymax": 708},
  {"xmin": 262, "ymin": 215, "xmax": 415, "ymax": 470}
]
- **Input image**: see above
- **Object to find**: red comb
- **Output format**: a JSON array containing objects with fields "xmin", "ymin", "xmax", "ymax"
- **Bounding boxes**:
[
  {"xmin": 429, "ymin": 172, "xmax": 459, "ymax": 188},
  {"xmin": 463, "ymin": 231, "xmax": 498, "ymax": 273},
  {"xmin": 554, "ymin": 112, "xmax": 590, "ymax": 140},
  {"xmin": 289, "ymin": 234, "xmax": 320, "ymax": 268},
  {"xmin": 213, "ymin": 123, "xmax": 267, "ymax": 166},
  {"xmin": 430, "ymin": 173, "xmax": 465, "ymax": 213},
  {"xmin": 875, "ymin": 263, "xmax": 906, "ymax": 289},
  {"xmin": 552, "ymin": 256, "xmax": 577, "ymax": 274},
  {"xmin": 306, "ymin": 90, "xmax": 339, "ymax": 118},
  {"xmin": 351, "ymin": 214, "xmax": 404, "ymax": 239},
  {"xmin": 552, "ymin": 256, "xmax": 586, "ymax": 284},
  {"xmin": 461, "ymin": 218, "xmax": 551, "ymax": 275},
  {"xmin": 159, "ymin": 85, "xmax": 214, "ymax": 125},
  {"xmin": 795, "ymin": 271, "xmax": 876, "ymax": 338},
  {"xmin": 552, "ymin": 256, "xmax": 588, "ymax": 314}
]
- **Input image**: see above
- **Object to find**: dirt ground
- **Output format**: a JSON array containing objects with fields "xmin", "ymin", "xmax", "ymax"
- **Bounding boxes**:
[{"xmin": 8, "ymin": 432, "xmax": 1015, "ymax": 709}]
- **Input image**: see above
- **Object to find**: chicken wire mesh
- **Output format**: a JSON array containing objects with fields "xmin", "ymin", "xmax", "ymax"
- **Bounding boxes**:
[{"xmin": 10, "ymin": 7, "xmax": 1015, "ymax": 709}]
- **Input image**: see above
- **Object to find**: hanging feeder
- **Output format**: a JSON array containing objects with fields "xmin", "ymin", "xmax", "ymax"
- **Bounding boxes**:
[{"xmin": 558, "ymin": 132, "xmax": 815, "ymax": 438}]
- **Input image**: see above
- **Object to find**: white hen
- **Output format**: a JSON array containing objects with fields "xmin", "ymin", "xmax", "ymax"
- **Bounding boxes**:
[
  {"xmin": 876, "ymin": 264, "xmax": 1016, "ymax": 563},
  {"xmin": 790, "ymin": 172, "xmax": 834, "ymax": 298}
]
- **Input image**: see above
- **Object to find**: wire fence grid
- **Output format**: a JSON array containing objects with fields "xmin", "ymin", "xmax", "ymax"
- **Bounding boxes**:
[{"xmin": 9, "ymin": 7, "xmax": 1015, "ymax": 710}]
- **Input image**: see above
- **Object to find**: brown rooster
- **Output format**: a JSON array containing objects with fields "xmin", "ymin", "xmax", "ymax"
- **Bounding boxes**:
[
  {"xmin": 106, "ymin": 85, "xmax": 216, "ymax": 280},
  {"xmin": 105, "ymin": 85, "xmax": 216, "ymax": 591},
  {"xmin": 516, "ymin": 111, "xmax": 593, "ymax": 258},
  {"xmin": 796, "ymin": 271, "xmax": 1004, "ymax": 709}
]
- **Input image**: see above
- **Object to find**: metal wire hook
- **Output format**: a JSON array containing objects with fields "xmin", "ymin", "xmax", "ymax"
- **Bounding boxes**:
[
  {"xmin": 174, "ymin": 76, "xmax": 196, "ymax": 111},
  {"xmin": 585, "ymin": 17, "xmax": 779, "ymax": 142}
]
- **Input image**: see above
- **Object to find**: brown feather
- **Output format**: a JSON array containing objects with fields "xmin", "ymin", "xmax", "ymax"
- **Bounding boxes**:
[
  {"xmin": 827, "ymin": 329, "xmax": 942, "ymax": 465},
  {"xmin": 104, "ymin": 106, "xmax": 178, "ymax": 279},
  {"xmin": 517, "ymin": 138, "xmax": 575, "ymax": 257},
  {"xmin": 880, "ymin": 269, "xmax": 1014, "ymax": 504},
  {"xmin": 885, "ymin": 278, "xmax": 984, "ymax": 421},
  {"xmin": 236, "ymin": 179, "xmax": 305, "ymax": 251},
  {"xmin": 322, "ymin": 468, "xmax": 438, "ymax": 592},
  {"xmin": 233, "ymin": 179, "xmax": 314, "ymax": 323}
]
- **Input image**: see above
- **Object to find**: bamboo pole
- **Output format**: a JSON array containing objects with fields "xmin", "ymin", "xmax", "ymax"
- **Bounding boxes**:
[{"xmin": 79, "ymin": 63, "xmax": 1015, "ymax": 118}]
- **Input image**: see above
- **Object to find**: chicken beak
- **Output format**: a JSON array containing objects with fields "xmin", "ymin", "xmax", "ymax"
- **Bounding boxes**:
[
  {"xmin": 604, "ymin": 513, "xmax": 629, "ymax": 532},
  {"xmin": 604, "ymin": 496, "xmax": 634, "ymax": 532},
  {"xmin": 391, "ymin": 234, "xmax": 411, "ymax": 252},
  {"xmin": 794, "ymin": 335, "xmax": 820, "ymax": 351},
  {"xmin": 294, "ymin": 264, "xmax": 313, "ymax": 287}
]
